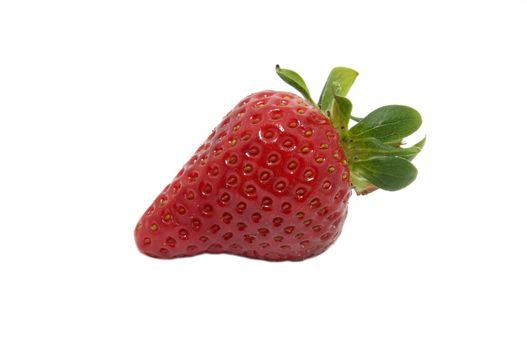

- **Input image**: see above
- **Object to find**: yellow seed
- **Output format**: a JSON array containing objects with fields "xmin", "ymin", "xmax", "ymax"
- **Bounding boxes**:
[
  {"xmin": 304, "ymin": 130, "xmax": 313, "ymax": 137},
  {"xmin": 234, "ymin": 124, "xmax": 241, "ymax": 131},
  {"xmin": 164, "ymin": 213, "xmax": 172, "ymax": 221},
  {"xmin": 229, "ymin": 139, "xmax": 238, "ymax": 146},
  {"xmin": 296, "ymin": 188, "xmax": 306, "ymax": 196},
  {"xmin": 301, "ymin": 147, "xmax": 310, "ymax": 153},
  {"xmin": 319, "ymin": 143, "xmax": 329, "ymax": 149},
  {"xmin": 326, "ymin": 131, "xmax": 336, "ymax": 139},
  {"xmin": 150, "ymin": 223, "xmax": 158, "ymax": 231},
  {"xmin": 328, "ymin": 166, "xmax": 336, "ymax": 173}
]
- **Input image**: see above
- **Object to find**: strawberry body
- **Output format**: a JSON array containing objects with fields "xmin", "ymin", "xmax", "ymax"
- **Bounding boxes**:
[{"xmin": 135, "ymin": 90, "xmax": 352, "ymax": 261}]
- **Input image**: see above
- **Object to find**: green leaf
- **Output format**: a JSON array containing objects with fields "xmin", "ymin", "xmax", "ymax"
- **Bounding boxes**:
[
  {"xmin": 346, "ymin": 135, "xmax": 424, "ymax": 193},
  {"xmin": 350, "ymin": 115, "xmax": 363, "ymax": 123},
  {"xmin": 351, "ymin": 156, "xmax": 418, "ymax": 192},
  {"xmin": 318, "ymin": 67, "xmax": 359, "ymax": 113},
  {"xmin": 330, "ymin": 83, "xmax": 353, "ymax": 136},
  {"xmin": 275, "ymin": 65, "xmax": 316, "ymax": 106},
  {"xmin": 406, "ymin": 136, "xmax": 426, "ymax": 161},
  {"xmin": 349, "ymin": 105, "xmax": 422, "ymax": 143},
  {"xmin": 350, "ymin": 137, "xmax": 425, "ymax": 161}
]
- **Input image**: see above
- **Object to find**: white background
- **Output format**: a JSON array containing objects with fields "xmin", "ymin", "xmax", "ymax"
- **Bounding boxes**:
[{"xmin": 1, "ymin": 0, "xmax": 526, "ymax": 349}]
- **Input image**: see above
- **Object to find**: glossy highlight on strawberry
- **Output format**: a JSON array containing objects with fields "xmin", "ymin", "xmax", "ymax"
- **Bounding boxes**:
[{"xmin": 135, "ymin": 66, "xmax": 424, "ymax": 261}]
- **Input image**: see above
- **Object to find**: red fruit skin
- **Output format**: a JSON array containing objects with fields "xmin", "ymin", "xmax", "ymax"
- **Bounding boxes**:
[{"xmin": 135, "ymin": 91, "xmax": 352, "ymax": 261}]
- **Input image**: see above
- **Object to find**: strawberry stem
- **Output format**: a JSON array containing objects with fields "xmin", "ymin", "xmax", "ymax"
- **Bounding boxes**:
[{"xmin": 276, "ymin": 65, "xmax": 425, "ymax": 195}]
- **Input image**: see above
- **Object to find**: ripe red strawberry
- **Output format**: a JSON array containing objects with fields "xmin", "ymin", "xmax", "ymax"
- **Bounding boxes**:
[{"xmin": 135, "ymin": 66, "xmax": 424, "ymax": 261}]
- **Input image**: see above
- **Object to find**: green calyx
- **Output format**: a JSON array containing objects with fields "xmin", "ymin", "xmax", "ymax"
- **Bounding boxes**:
[{"xmin": 276, "ymin": 65, "xmax": 425, "ymax": 195}]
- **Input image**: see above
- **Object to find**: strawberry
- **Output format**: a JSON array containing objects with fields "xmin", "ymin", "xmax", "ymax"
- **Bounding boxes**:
[{"xmin": 134, "ymin": 66, "xmax": 424, "ymax": 261}]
